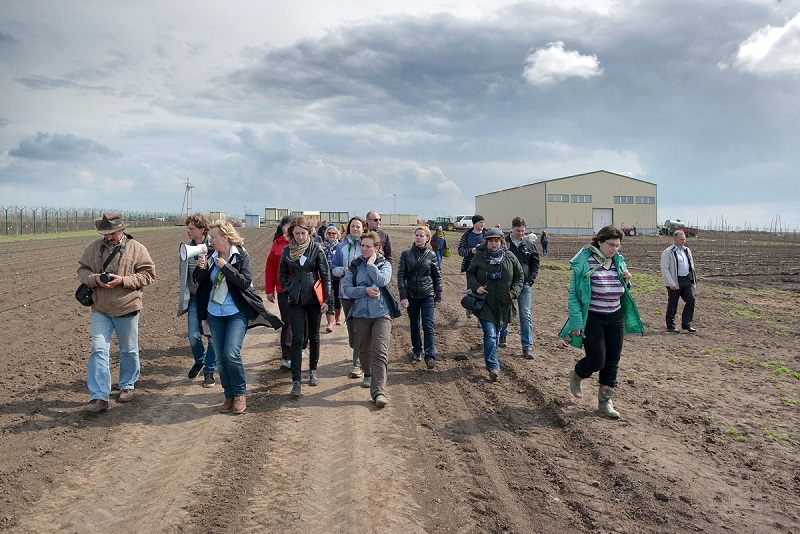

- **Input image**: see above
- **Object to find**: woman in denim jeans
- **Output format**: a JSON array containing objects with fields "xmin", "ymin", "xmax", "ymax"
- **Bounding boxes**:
[
  {"xmin": 466, "ymin": 227, "xmax": 523, "ymax": 382},
  {"xmin": 397, "ymin": 226, "xmax": 442, "ymax": 368},
  {"xmin": 196, "ymin": 221, "xmax": 281, "ymax": 415}
]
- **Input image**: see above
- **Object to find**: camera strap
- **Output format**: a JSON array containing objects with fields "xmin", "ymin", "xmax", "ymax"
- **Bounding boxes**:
[{"xmin": 101, "ymin": 242, "xmax": 123, "ymax": 273}]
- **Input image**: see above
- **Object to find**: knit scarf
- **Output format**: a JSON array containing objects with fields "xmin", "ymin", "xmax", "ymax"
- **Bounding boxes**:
[
  {"xmin": 288, "ymin": 237, "xmax": 311, "ymax": 262},
  {"xmin": 435, "ymin": 231, "xmax": 444, "ymax": 239},
  {"xmin": 487, "ymin": 244, "xmax": 506, "ymax": 265}
]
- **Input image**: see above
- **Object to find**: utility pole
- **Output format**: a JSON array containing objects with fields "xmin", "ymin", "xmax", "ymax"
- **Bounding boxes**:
[
  {"xmin": 393, "ymin": 193, "xmax": 396, "ymax": 226},
  {"xmin": 180, "ymin": 177, "xmax": 195, "ymax": 218}
]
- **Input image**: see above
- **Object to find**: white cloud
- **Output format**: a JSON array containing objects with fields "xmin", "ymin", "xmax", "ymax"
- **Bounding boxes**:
[
  {"xmin": 733, "ymin": 13, "xmax": 800, "ymax": 74},
  {"xmin": 522, "ymin": 41, "xmax": 602, "ymax": 85}
]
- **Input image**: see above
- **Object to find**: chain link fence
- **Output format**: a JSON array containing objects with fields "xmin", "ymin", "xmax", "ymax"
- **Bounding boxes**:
[{"xmin": 1, "ymin": 206, "xmax": 182, "ymax": 236}]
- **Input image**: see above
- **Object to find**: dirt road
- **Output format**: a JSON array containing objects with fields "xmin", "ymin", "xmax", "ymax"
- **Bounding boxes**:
[{"xmin": 1, "ymin": 227, "xmax": 798, "ymax": 533}]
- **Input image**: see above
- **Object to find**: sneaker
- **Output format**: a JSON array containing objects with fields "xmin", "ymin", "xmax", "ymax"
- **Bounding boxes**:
[
  {"xmin": 523, "ymin": 349, "xmax": 534, "ymax": 360},
  {"xmin": 349, "ymin": 365, "xmax": 364, "ymax": 379},
  {"xmin": 82, "ymin": 399, "xmax": 109, "ymax": 413},
  {"xmin": 220, "ymin": 397, "xmax": 234, "ymax": 413},
  {"xmin": 488, "ymin": 369, "xmax": 499, "ymax": 381},
  {"xmin": 232, "ymin": 395, "xmax": 246, "ymax": 414},
  {"xmin": 290, "ymin": 381, "xmax": 302, "ymax": 397},
  {"xmin": 498, "ymin": 336, "xmax": 508, "ymax": 348},
  {"xmin": 280, "ymin": 359, "xmax": 292, "ymax": 371},
  {"xmin": 361, "ymin": 375, "xmax": 372, "ymax": 388},
  {"xmin": 374, "ymin": 394, "xmax": 389, "ymax": 408},
  {"xmin": 188, "ymin": 363, "xmax": 204, "ymax": 379},
  {"xmin": 309, "ymin": 369, "xmax": 320, "ymax": 386},
  {"xmin": 118, "ymin": 389, "xmax": 134, "ymax": 403},
  {"xmin": 426, "ymin": 359, "xmax": 436, "ymax": 369},
  {"xmin": 203, "ymin": 372, "xmax": 216, "ymax": 388},
  {"xmin": 413, "ymin": 353, "xmax": 423, "ymax": 362}
]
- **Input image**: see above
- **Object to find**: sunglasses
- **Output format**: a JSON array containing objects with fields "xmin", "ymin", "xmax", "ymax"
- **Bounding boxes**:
[
  {"xmin": 370, "ymin": 218, "xmax": 381, "ymax": 222},
  {"xmin": 326, "ymin": 232, "xmax": 338, "ymax": 235}
]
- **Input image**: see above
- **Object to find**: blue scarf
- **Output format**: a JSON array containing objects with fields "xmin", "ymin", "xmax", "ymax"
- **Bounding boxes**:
[{"xmin": 487, "ymin": 244, "xmax": 506, "ymax": 265}]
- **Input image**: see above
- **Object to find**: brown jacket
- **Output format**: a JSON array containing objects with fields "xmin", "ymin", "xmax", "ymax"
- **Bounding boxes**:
[{"xmin": 77, "ymin": 234, "xmax": 156, "ymax": 316}]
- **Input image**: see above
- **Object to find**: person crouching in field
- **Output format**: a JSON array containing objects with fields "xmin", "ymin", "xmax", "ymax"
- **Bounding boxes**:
[
  {"xmin": 466, "ymin": 227, "xmax": 523, "ymax": 382},
  {"xmin": 559, "ymin": 225, "xmax": 644, "ymax": 419},
  {"xmin": 196, "ymin": 221, "xmax": 282, "ymax": 415},
  {"xmin": 341, "ymin": 231, "xmax": 393, "ymax": 407},
  {"xmin": 178, "ymin": 213, "xmax": 217, "ymax": 387},
  {"xmin": 78, "ymin": 212, "xmax": 156, "ymax": 413},
  {"xmin": 279, "ymin": 216, "xmax": 334, "ymax": 398},
  {"xmin": 397, "ymin": 226, "xmax": 442, "ymax": 368}
]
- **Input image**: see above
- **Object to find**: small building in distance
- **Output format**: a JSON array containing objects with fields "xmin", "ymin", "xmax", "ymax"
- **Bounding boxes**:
[{"xmin": 475, "ymin": 170, "xmax": 658, "ymax": 235}]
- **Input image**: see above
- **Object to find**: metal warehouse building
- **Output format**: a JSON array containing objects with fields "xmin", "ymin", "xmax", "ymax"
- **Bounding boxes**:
[{"xmin": 475, "ymin": 170, "xmax": 658, "ymax": 235}]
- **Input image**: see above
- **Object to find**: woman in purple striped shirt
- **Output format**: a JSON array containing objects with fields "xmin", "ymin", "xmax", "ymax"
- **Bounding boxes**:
[{"xmin": 559, "ymin": 226, "xmax": 644, "ymax": 418}]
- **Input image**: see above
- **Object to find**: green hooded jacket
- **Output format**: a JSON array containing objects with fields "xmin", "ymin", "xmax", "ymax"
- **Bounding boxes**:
[
  {"xmin": 558, "ymin": 246, "xmax": 645, "ymax": 348},
  {"xmin": 466, "ymin": 243, "xmax": 524, "ymax": 325}
]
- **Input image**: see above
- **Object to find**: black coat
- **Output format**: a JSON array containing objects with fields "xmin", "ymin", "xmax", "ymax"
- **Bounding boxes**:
[
  {"xmin": 278, "ymin": 242, "xmax": 334, "ymax": 308},
  {"xmin": 505, "ymin": 235, "xmax": 540, "ymax": 285},
  {"xmin": 195, "ymin": 247, "xmax": 283, "ymax": 329},
  {"xmin": 397, "ymin": 244, "xmax": 442, "ymax": 301}
]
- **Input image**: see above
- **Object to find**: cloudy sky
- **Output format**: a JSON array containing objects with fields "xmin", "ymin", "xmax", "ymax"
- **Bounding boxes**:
[{"xmin": 1, "ymin": 0, "xmax": 799, "ymax": 230}]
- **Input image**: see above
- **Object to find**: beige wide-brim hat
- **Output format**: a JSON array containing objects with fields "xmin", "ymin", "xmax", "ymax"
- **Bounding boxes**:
[{"xmin": 94, "ymin": 212, "xmax": 126, "ymax": 234}]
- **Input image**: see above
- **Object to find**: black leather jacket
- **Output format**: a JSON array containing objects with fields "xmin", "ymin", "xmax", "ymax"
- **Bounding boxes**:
[
  {"xmin": 278, "ymin": 242, "xmax": 334, "ymax": 307},
  {"xmin": 397, "ymin": 245, "xmax": 442, "ymax": 301},
  {"xmin": 505, "ymin": 235, "xmax": 540, "ymax": 285}
]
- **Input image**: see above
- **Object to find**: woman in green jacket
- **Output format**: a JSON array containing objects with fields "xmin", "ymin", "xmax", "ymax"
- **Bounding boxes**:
[
  {"xmin": 467, "ymin": 227, "xmax": 523, "ymax": 381},
  {"xmin": 558, "ymin": 225, "xmax": 644, "ymax": 418}
]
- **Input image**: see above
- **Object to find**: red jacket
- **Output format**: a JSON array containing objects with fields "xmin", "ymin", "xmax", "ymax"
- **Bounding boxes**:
[{"xmin": 265, "ymin": 234, "xmax": 288, "ymax": 295}]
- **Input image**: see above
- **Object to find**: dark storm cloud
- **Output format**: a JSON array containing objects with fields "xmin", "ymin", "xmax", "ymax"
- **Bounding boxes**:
[{"xmin": 10, "ymin": 132, "xmax": 121, "ymax": 161}]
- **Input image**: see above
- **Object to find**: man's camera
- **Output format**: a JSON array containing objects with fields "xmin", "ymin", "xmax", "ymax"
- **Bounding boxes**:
[{"xmin": 99, "ymin": 272, "xmax": 112, "ymax": 284}]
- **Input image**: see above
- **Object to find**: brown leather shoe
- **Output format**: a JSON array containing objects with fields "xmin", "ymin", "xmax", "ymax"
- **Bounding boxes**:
[
  {"xmin": 232, "ymin": 395, "xmax": 246, "ymax": 415},
  {"xmin": 83, "ymin": 399, "xmax": 109, "ymax": 413},
  {"xmin": 118, "ymin": 389, "xmax": 134, "ymax": 403},
  {"xmin": 220, "ymin": 397, "xmax": 234, "ymax": 413}
]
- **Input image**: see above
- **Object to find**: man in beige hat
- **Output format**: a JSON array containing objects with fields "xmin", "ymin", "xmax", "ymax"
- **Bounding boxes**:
[{"xmin": 77, "ymin": 212, "xmax": 156, "ymax": 412}]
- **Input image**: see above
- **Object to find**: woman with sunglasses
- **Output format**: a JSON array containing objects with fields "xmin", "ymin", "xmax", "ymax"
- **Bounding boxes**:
[
  {"xmin": 466, "ymin": 227, "xmax": 523, "ymax": 382},
  {"xmin": 322, "ymin": 224, "xmax": 342, "ymax": 331},
  {"xmin": 558, "ymin": 225, "xmax": 644, "ymax": 418}
]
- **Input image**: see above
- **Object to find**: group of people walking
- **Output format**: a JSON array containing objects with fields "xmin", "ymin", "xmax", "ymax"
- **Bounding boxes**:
[{"xmin": 78, "ymin": 210, "xmax": 697, "ymax": 421}]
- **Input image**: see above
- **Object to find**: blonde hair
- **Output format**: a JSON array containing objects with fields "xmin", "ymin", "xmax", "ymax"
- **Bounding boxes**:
[
  {"xmin": 414, "ymin": 225, "xmax": 431, "ymax": 243},
  {"xmin": 360, "ymin": 230, "xmax": 382, "ymax": 253},
  {"xmin": 209, "ymin": 220, "xmax": 244, "ymax": 246}
]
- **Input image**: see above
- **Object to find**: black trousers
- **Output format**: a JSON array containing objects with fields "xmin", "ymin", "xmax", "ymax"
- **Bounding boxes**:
[
  {"xmin": 289, "ymin": 303, "xmax": 320, "ymax": 382},
  {"xmin": 666, "ymin": 276, "xmax": 695, "ymax": 329},
  {"xmin": 278, "ymin": 292, "xmax": 308, "ymax": 359},
  {"xmin": 575, "ymin": 309, "xmax": 624, "ymax": 388}
]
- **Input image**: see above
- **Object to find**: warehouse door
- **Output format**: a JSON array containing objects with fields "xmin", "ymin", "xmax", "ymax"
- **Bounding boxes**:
[{"xmin": 592, "ymin": 208, "xmax": 613, "ymax": 232}]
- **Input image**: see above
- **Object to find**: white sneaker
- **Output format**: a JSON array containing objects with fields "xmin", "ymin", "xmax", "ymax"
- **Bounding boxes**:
[{"xmin": 280, "ymin": 359, "xmax": 291, "ymax": 371}]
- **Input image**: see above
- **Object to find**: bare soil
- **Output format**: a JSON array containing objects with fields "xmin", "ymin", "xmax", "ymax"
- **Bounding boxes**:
[{"xmin": 1, "ymin": 227, "xmax": 798, "ymax": 533}]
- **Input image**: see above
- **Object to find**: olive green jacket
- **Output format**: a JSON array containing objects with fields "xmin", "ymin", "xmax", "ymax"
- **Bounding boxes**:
[{"xmin": 466, "ymin": 244, "xmax": 523, "ymax": 325}]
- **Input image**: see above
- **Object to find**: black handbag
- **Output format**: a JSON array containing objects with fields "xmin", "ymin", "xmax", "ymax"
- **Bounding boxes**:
[
  {"xmin": 75, "ymin": 243, "xmax": 123, "ymax": 307},
  {"xmin": 460, "ymin": 290, "xmax": 486, "ymax": 312}
]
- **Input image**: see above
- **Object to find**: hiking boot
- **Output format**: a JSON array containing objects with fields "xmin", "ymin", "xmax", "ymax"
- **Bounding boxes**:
[
  {"xmin": 426, "ymin": 359, "xmax": 436, "ymax": 369},
  {"xmin": 498, "ymin": 336, "xmax": 508, "ymax": 348},
  {"xmin": 569, "ymin": 370, "xmax": 583, "ymax": 398},
  {"xmin": 309, "ymin": 369, "xmax": 320, "ymax": 386},
  {"xmin": 290, "ymin": 381, "xmax": 302, "ymax": 397},
  {"xmin": 83, "ymin": 399, "xmax": 109, "ymax": 413},
  {"xmin": 598, "ymin": 386, "xmax": 620, "ymax": 419},
  {"xmin": 220, "ymin": 397, "xmax": 234, "ymax": 413},
  {"xmin": 280, "ymin": 359, "xmax": 291, "ymax": 371},
  {"xmin": 203, "ymin": 372, "xmax": 216, "ymax": 388},
  {"xmin": 523, "ymin": 349, "xmax": 534, "ymax": 360},
  {"xmin": 361, "ymin": 375, "xmax": 372, "ymax": 388},
  {"xmin": 374, "ymin": 394, "xmax": 389, "ymax": 408},
  {"xmin": 118, "ymin": 389, "xmax": 134, "ymax": 403},
  {"xmin": 188, "ymin": 363, "xmax": 204, "ymax": 379},
  {"xmin": 488, "ymin": 369, "xmax": 499, "ymax": 381},
  {"xmin": 349, "ymin": 365, "xmax": 364, "ymax": 379},
  {"xmin": 232, "ymin": 395, "xmax": 246, "ymax": 414}
]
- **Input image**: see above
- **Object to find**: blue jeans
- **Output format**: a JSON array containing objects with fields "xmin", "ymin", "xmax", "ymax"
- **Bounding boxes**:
[
  {"xmin": 498, "ymin": 283, "xmax": 532, "ymax": 350},
  {"xmin": 407, "ymin": 296, "xmax": 436, "ymax": 360},
  {"xmin": 207, "ymin": 312, "xmax": 248, "ymax": 398},
  {"xmin": 478, "ymin": 319, "xmax": 500, "ymax": 372},
  {"xmin": 188, "ymin": 299, "xmax": 216, "ymax": 371},
  {"xmin": 435, "ymin": 249, "xmax": 443, "ymax": 270},
  {"xmin": 88, "ymin": 311, "xmax": 140, "ymax": 400}
]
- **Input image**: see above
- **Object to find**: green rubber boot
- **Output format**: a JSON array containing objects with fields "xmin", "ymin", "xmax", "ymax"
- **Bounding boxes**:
[
  {"xmin": 598, "ymin": 386, "xmax": 620, "ymax": 419},
  {"xmin": 569, "ymin": 369, "xmax": 583, "ymax": 398}
]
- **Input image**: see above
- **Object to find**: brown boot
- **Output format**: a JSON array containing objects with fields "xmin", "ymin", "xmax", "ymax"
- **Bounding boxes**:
[
  {"xmin": 232, "ymin": 395, "xmax": 246, "ymax": 415},
  {"xmin": 220, "ymin": 397, "xmax": 234, "ymax": 413}
]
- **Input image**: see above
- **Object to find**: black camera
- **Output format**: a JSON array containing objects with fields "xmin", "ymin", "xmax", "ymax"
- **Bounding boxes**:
[
  {"xmin": 99, "ymin": 272, "xmax": 112, "ymax": 284},
  {"xmin": 487, "ymin": 271, "xmax": 502, "ymax": 280}
]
